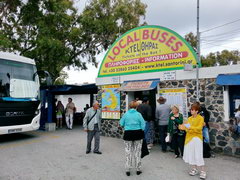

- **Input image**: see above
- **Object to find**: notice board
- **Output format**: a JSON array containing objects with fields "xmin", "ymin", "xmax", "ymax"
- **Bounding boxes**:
[{"xmin": 159, "ymin": 88, "xmax": 188, "ymax": 119}]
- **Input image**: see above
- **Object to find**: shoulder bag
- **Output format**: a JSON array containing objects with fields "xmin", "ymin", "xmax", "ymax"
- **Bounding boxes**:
[{"xmin": 86, "ymin": 110, "xmax": 98, "ymax": 130}]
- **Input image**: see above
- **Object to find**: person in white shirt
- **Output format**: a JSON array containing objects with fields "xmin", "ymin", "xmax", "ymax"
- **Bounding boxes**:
[{"xmin": 65, "ymin": 98, "xmax": 75, "ymax": 130}]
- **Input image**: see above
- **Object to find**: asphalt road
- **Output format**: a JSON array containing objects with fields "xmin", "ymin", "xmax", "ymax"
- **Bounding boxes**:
[{"xmin": 0, "ymin": 126, "xmax": 240, "ymax": 180}]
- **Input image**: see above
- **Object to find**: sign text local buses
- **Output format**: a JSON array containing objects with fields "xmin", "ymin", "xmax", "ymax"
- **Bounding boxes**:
[{"xmin": 98, "ymin": 25, "xmax": 199, "ymax": 77}]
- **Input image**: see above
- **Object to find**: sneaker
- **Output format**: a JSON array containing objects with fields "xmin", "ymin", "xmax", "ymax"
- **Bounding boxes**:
[
  {"xmin": 211, "ymin": 152, "xmax": 215, "ymax": 158},
  {"xmin": 200, "ymin": 171, "xmax": 207, "ymax": 179},
  {"xmin": 189, "ymin": 168, "xmax": 198, "ymax": 176},
  {"xmin": 147, "ymin": 145, "xmax": 152, "ymax": 150}
]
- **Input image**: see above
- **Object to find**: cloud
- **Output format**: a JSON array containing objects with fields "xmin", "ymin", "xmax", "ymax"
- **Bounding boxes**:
[{"xmin": 66, "ymin": 0, "xmax": 240, "ymax": 84}]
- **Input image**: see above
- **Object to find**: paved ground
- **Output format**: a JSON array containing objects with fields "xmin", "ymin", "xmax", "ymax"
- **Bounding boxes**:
[{"xmin": 0, "ymin": 126, "xmax": 240, "ymax": 180}]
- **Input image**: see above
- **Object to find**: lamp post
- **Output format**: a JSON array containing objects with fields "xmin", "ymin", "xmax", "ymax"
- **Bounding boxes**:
[{"xmin": 196, "ymin": 0, "xmax": 200, "ymax": 101}]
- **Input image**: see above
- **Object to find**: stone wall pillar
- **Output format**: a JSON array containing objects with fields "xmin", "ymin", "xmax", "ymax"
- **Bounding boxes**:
[{"xmin": 99, "ymin": 87, "xmax": 125, "ymax": 138}]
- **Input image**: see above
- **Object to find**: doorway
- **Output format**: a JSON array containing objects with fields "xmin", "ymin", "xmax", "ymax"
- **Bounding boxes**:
[{"xmin": 127, "ymin": 89, "xmax": 157, "ymax": 116}]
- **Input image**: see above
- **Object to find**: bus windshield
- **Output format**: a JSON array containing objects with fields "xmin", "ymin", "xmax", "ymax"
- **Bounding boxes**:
[{"xmin": 0, "ymin": 58, "xmax": 39, "ymax": 100}]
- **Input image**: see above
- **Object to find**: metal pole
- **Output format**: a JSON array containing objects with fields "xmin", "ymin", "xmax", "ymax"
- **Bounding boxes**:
[{"xmin": 196, "ymin": 0, "xmax": 200, "ymax": 101}]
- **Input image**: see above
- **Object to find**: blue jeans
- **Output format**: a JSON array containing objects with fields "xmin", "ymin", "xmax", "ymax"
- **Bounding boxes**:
[
  {"xmin": 144, "ymin": 121, "xmax": 155, "ymax": 144},
  {"xmin": 203, "ymin": 126, "xmax": 209, "ymax": 143},
  {"xmin": 158, "ymin": 125, "xmax": 168, "ymax": 151},
  {"xmin": 144, "ymin": 121, "xmax": 150, "ymax": 140}
]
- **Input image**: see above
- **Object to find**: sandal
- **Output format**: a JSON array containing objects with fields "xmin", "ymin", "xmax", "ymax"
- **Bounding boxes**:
[
  {"xmin": 189, "ymin": 168, "xmax": 198, "ymax": 176},
  {"xmin": 200, "ymin": 171, "xmax": 207, "ymax": 179}
]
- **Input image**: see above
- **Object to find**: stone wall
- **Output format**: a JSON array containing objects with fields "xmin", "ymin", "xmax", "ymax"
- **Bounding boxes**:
[
  {"xmin": 209, "ymin": 122, "xmax": 240, "ymax": 157},
  {"xmin": 99, "ymin": 78, "xmax": 240, "ymax": 157}
]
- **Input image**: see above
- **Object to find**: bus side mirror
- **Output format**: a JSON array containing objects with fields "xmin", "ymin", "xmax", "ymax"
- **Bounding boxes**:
[
  {"xmin": 35, "ymin": 70, "xmax": 53, "ymax": 86},
  {"xmin": 33, "ymin": 72, "xmax": 37, "ymax": 81}
]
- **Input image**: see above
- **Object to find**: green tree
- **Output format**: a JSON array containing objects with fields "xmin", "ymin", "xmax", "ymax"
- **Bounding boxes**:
[
  {"xmin": 201, "ymin": 50, "xmax": 240, "ymax": 67},
  {"xmin": 0, "ymin": 0, "xmax": 147, "ymax": 82},
  {"xmin": 184, "ymin": 32, "xmax": 197, "ymax": 52},
  {"xmin": 53, "ymin": 70, "xmax": 69, "ymax": 85}
]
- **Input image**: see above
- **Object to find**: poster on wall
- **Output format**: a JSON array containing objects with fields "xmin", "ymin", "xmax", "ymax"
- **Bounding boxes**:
[
  {"xmin": 159, "ymin": 88, "xmax": 188, "ymax": 120},
  {"xmin": 98, "ymin": 25, "xmax": 199, "ymax": 77},
  {"xmin": 101, "ymin": 84, "xmax": 121, "ymax": 119}
]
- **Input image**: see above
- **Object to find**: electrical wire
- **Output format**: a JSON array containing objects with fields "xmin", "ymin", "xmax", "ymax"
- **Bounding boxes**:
[
  {"xmin": 201, "ymin": 42, "xmax": 238, "ymax": 50},
  {"xmin": 202, "ymin": 39, "xmax": 240, "ymax": 42},
  {"xmin": 201, "ymin": 18, "xmax": 240, "ymax": 33},
  {"xmin": 201, "ymin": 34, "xmax": 240, "ymax": 43},
  {"xmin": 201, "ymin": 28, "xmax": 240, "ymax": 38},
  {"xmin": 201, "ymin": 30, "xmax": 240, "ymax": 44}
]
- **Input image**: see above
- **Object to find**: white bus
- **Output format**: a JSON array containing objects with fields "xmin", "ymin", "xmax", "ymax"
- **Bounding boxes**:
[{"xmin": 0, "ymin": 52, "xmax": 41, "ymax": 134}]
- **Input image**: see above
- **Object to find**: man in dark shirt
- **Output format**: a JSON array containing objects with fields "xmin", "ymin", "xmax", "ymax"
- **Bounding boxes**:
[{"xmin": 137, "ymin": 97, "xmax": 152, "ymax": 148}]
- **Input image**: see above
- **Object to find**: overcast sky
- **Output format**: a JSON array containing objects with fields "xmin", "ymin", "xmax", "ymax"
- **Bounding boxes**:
[{"xmin": 66, "ymin": 0, "xmax": 240, "ymax": 84}]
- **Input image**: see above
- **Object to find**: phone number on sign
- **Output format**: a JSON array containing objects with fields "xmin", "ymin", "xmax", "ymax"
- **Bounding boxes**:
[{"xmin": 108, "ymin": 66, "xmax": 140, "ymax": 72}]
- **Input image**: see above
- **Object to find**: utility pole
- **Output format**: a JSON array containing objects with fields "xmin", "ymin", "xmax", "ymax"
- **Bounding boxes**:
[{"xmin": 196, "ymin": 0, "xmax": 200, "ymax": 101}]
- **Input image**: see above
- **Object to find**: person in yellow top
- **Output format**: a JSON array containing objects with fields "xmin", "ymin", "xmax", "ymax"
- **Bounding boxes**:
[{"xmin": 179, "ymin": 103, "xmax": 206, "ymax": 179}]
